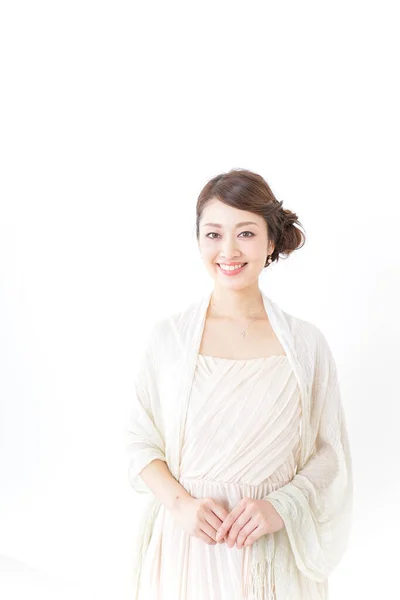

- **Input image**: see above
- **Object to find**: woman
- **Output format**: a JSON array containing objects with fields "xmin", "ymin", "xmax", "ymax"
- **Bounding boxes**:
[{"xmin": 126, "ymin": 168, "xmax": 353, "ymax": 600}]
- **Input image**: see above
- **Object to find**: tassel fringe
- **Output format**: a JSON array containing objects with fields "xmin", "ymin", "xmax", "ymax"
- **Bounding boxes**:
[{"xmin": 244, "ymin": 534, "xmax": 276, "ymax": 600}]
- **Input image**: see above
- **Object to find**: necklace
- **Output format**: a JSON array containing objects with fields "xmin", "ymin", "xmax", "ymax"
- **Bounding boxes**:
[
  {"xmin": 240, "ymin": 317, "xmax": 259, "ymax": 338},
  {"xmin": 209, "ymin": 302, "xmax": 264, "ymax": 338}
]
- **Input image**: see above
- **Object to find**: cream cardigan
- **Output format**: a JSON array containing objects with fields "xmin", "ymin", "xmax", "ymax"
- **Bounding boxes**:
[{"xmin": 126, "ymin": 288, "xmax": 353, "ymax": 599}]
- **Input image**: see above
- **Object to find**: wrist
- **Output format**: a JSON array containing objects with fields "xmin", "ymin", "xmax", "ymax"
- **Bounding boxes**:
[{"xmin": 170, "ymin": 491, "xmax": 192, "ymax": 515}]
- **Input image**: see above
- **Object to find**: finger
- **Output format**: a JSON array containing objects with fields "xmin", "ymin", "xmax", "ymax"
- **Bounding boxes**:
[
  {"xmin": 226, "ymin": 514, "xmax": 252, "ymax": 547},
  {"xmin": 216, "ymin": 505, "xmax": 245, "ymax": 541},
  {"xmin": 204, "ymin": 511, "xmax": 227, "ymax": 538},
  {"xmin": 201, "ymin": 501, "xmax": 229, "ymax": 543},
  {"xmin": 201, "ymin": 509, "xmax": 229, "ymax": 543},
  {"xmin": 236, "ymin": 521, "xmax": 259, "ymax": 549},
  {"xmin": 207, "ymin": 499, "xmax": 230, "ymax": 524},
  {"xmin": 241, "ymin": 524, "xmax": 264, "ymax": 548},
  {"xmin": 200, "ymin": 520, "xmax": 221, "ymax": 544},
  {"xmin": 198, "ymin": 528, "xmax": 218, "ymax": 546},
  {"xmin": 201, "ymin": 515, "xmax": 228, "ymax": 544}
]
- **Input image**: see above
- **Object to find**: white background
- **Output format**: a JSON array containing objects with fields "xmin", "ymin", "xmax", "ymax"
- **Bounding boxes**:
[{"xmin": 1, "ymin": 1, "xmax": 399, "ymax": 598}]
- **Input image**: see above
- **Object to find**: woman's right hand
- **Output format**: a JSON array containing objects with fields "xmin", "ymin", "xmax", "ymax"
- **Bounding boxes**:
[{"xmin": 170, "ymin": 496, "xmax": 230, "ymax": 545}]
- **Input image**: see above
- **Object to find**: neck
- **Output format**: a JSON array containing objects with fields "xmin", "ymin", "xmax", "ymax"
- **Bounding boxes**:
[{"xmin": 208, "ymin": 285, "xmax": 266, "ymax": 320}]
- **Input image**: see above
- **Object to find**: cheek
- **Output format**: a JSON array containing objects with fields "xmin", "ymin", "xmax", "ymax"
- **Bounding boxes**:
[
  {"xmin": 245, "ymin": 241, "xmax": 266, "ymax": 260},
  {"xmin": 200, "ymin": 242, "xmax": 217, "ymax": 258}
]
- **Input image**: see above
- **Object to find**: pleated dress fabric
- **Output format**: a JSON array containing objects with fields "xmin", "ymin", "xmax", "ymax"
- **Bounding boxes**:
[{"xmin": 137, "ymin": 352, "xmax": 302, "ymax": 600}]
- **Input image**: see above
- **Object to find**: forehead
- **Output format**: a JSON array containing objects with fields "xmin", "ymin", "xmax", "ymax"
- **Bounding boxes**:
[{"xmin": 200, "ymin": 198, "xmax": 263, "ymax": 227}]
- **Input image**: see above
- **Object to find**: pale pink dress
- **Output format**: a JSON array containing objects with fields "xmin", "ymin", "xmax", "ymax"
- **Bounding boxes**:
[{"xmin": 137, "ymin": 352, "xmax": 302, "ymax": 600}]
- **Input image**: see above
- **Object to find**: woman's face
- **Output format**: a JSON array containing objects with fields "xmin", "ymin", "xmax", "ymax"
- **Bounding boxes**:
[{"xmin": 197, "ymin": 198, "xmax": 274, "ymax": 288}]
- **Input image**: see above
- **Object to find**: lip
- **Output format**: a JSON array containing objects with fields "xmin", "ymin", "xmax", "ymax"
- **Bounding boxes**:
[{"xmin": 217, "ymin": 262, "xmax": 248, "ymax": 276}]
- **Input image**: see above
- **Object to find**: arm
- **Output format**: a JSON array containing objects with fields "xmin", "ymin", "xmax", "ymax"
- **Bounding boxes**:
[
  {"xmin": 264, "ymin": 330, "xmax": 353, "ymax": 581},
  {"xmin": 125, "ymin": 325, "xmax": 168, "ymax": 494},
  {"xmin": 139, "ymin": 458, "xmax": 192, "ymax": 512},
  {"xmin": 125, "ymin": 324, "xmax": 192, "ymax": 509}
]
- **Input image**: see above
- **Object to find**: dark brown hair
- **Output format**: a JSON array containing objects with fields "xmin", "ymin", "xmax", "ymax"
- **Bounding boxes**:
[{"xmin": 195, "ymin": 168, "xmax": 306, "ymax": 267}]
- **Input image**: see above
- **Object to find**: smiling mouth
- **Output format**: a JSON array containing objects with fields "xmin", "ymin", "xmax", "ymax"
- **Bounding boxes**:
[
  {"xmin": 217, "ymin": 263, "xmax": 247, "ymax": 266},
  {"xmin": 217, "ymin": 262, "xmax": 248, "ymax": 272}
]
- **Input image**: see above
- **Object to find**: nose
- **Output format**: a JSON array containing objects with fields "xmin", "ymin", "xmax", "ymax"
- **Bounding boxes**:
[{"xmin": 219, "ymin": 235, "xmax": 241, "ymax": 259}]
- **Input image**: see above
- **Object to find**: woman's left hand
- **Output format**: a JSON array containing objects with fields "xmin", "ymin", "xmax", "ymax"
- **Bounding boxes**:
[{"xmin": 215, "ymin": 497, "xmax": 285, "ymax": 549}]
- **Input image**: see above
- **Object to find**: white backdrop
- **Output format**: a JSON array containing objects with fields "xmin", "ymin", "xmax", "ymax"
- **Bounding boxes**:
[{"xmin": 1, "ymin": 1, "xmax": 399, "ymax": 598}]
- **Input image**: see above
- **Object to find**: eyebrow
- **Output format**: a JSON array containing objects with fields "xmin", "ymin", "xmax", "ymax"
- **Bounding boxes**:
[{"xmin": 202, "ymin": 221, "xmax": 259, "ymax": 228}]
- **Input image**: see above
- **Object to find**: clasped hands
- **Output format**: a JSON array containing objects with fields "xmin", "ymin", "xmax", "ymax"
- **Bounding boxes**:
[
  {"xmin": 215, "ymin": 497, "xmax": 285, "ymax": 549},
  {"xmin": 173, "ymin": 494, "xmax": 285, "ymax": 549}
]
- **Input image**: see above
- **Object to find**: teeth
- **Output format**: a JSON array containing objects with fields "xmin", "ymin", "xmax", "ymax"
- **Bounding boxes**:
[{"xmin": 219, "ymin": 263, "xmax": 246, "ymax": 271}]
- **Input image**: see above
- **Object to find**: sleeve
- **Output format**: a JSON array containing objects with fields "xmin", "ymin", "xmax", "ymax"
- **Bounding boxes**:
[
  {"xmin": 263, "ymin": 329, "xmax": 353, "ymax": 581},
  {"xmin": 125, "ymin": 324, "xmax": 167, "ymax": 495}
]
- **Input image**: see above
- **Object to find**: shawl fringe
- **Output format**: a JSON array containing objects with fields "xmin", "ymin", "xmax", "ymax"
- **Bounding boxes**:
[{"xmin": 244, "ymin": 533, "xmax": 276, "ymax": 600}]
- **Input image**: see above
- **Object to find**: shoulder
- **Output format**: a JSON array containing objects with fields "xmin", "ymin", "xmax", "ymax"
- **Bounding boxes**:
[
  {"xmin": 263, "ymin": 292, "xmax": 322, "ymax": 345},
  {"xmin": 142, "ymin": 295, "xmax": 204, "ymax": 355},
  {"xmin": 281, "ymin": 306, "xmax": 335, "ymax": 359},
  {"xmin": 281, "ymin": 306, "xmax": 321, "ymax": 339},
  {"xmin": 152, "ymin": 295, "xmax": 206, "ymax": 334}
]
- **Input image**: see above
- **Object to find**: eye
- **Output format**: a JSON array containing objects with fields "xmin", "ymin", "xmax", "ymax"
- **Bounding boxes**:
[{"xmin": 205, "ymin": 231, "xmax": 255, "ymax": 239}]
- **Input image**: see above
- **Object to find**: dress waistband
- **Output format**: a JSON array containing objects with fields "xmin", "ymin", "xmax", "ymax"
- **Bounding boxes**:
[{"xmin": 179, "ymin": 468, "xmax": 295, "ymax": 500}]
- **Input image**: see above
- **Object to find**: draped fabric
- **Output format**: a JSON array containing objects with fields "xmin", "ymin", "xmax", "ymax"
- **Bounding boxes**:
[
  {"xmin": 137, "ymin": 353, "xmax": 301, "ymax": 599},
  {"xmin": 125, "ymin": 289, "xmax": 353, "ymax": 599}
]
